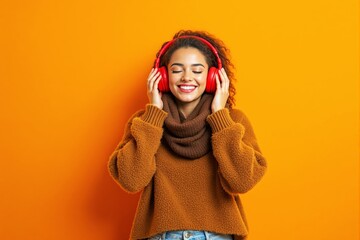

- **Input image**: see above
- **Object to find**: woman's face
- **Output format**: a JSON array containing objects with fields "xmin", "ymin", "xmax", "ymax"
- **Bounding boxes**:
[{"xmin": 167, "ymin": 47, "xmax": 209, "ymax": 107}]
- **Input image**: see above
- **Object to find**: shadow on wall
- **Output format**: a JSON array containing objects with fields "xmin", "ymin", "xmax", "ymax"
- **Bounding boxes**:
[
  {"xmin": 91, "ymin": 168, "xmax": 140, "ymax": 239},
  {"xmin": 85, "ymin": 73, "xmax": 148, "ymax": 240}
]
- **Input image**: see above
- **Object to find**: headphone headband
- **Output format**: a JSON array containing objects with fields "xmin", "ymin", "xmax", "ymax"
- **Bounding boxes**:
[{"xmin": 155, "ymin": 35, "xmax": 222, "ymax": 69}]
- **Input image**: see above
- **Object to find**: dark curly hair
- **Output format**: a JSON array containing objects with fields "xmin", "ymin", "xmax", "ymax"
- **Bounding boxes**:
[{"xmin": 155, "ymin": 30, "xmax": 237, "ymax": 108}]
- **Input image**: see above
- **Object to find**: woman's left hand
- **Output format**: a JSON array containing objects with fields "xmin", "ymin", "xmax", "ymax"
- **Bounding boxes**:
[{"xmin": 211, "ymin": 68, "xmax": 230, "ymax": 113}]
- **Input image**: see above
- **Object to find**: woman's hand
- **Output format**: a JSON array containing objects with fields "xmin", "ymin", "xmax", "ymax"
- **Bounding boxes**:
[
  {"xmin": 211, "ymin": 68, "xmax": 230, "ymax": 113},
  {"xmin": 147, "ymin": 68, "xmax": 163, "ymax": 109}
]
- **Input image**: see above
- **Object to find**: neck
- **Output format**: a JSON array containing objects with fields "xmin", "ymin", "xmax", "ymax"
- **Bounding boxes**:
[{"xmin": 176, "ymin": 98, "xmax": 201, "ymax": 119}]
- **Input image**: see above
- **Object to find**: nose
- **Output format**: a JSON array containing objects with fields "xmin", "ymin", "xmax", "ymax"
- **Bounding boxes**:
[{"xmin": 181, "ymin": 69, "xmax": 192, "ymax": 81}]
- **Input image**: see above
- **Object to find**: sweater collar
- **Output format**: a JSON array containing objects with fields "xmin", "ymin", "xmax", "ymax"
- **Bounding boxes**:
[{"xmin": 161, "ymin": 93, "xmax": 213, "ymax": 159}]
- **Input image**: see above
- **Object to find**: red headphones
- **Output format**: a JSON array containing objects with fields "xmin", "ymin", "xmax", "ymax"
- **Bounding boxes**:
[{"xmin": 154, "ymin": 35, "xmax": 222, "ymax": 93}]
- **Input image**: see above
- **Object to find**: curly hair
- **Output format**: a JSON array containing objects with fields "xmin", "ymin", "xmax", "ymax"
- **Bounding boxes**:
[{"xmin": 155, "ymin": 30, "xmax": 237, "ymax": 108}]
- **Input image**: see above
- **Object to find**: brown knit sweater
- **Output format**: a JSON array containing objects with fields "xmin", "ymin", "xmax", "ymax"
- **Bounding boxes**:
[{"xmin": 108, "ymin": 104, "xmax": 267, "ymax": 240}]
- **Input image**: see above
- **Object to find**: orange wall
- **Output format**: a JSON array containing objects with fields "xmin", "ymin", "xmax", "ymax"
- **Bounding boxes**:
[{"xmin": 0, "ymin": 0, "xmax": 358, "ymax": 239}]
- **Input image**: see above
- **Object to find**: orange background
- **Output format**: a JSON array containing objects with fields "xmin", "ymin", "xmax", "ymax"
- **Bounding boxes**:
[{"xmin": 0, "ymin": 0, "xmax": 359, "ymax": 239}]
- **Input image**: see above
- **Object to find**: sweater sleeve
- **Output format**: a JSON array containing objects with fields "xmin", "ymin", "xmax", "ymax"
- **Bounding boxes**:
[
  {"xmin": 206, "ymin": 108, "xmax": 267, "ymax": 194},
  {"xmin": 108, "ymin": 104, "xmax": 168, "ymax": 193}
]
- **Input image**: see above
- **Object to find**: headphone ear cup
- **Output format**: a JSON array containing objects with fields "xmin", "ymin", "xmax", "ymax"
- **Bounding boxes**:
[
  {"xmin": 157, "ymin": 67, "xmax": 170, "ymax": 92},
  {"xmin": 206, "ymin": 67, "xmax": 218, "ymax": 93}
]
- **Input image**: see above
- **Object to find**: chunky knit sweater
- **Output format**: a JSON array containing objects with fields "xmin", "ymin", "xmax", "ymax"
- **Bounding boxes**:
[{"xmin": 108, "ymin": 104, "xmax": 267, "ymax": 240}]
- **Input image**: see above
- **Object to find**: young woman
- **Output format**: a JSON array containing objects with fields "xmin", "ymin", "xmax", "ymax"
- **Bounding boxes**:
[{"xmin": 108, "ymin": 30, "xmax": 267, "ymax": 240}]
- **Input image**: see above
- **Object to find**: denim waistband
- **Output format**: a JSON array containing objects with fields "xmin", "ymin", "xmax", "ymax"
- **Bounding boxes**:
[{"xmin": 148, "ymin": 230, "xmax": 233, "ymax": 240}]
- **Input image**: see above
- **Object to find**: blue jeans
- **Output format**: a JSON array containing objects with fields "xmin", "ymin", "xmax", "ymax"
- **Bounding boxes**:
[{"xmin": 147, "ymin": 230, "xmax": 234, "ymax": 240}]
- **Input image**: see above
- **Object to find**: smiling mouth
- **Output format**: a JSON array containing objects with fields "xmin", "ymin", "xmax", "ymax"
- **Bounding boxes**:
[{"xmin": 178, "ymin": 85, "xmax": 197, "ymax": 93}]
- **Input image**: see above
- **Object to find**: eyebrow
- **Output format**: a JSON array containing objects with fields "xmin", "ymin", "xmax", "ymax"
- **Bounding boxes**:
[{"xmin": 170, "ymin": 63, "xmax": 205, "ymax": 67}]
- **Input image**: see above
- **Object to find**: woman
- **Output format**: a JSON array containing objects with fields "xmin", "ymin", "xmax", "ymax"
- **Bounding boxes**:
[{"xmin": 108, "ymin": 30, "xmax": 267, "ymax": 240}]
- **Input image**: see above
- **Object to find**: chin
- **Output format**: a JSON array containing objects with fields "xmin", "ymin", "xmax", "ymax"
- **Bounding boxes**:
[{"xmin": 170, "ymin": 87, "xmax": 205, "ymax": 103}]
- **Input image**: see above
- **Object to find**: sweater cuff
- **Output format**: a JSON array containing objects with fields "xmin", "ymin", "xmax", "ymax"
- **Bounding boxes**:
[
  {"xmin": 140, "ymin": 104, "xmax": 168, "ymax": 127},
  {"xmin": 206, "ymin": 108, "xmax": 235, "ymax": 132}
]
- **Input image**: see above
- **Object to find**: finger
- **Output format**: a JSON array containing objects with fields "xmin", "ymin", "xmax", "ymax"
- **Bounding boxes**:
[
  {"xmin": 148, "ymin": 68, "xmax": 156, "ymax": 79},
  {"xmin": 215, "ymin": 73, "xmax": 221, "ymax": 91},
  {"xmin": 220, "ymin": 68, "xmax": 229, "ymax": 91},
  {"xmin": 148, "ymin": 71, "xmax": 160, "ymax": 92},
  {"xmin": 152, "ymin": 73, "xmax": 162, "ymax": 92},
  {"xmin": 218, "ymin": 69, "xmax": 226, "ymax": 90},
  {"xmin": 148, "ymin": 68, "xmax": 158, "ymax": 82},
  {"xmin": 147, "ymin": 68, "xmax": 155, "ymax": 88}
]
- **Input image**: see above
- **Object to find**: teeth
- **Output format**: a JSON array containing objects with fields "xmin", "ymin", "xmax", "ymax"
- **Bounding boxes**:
[{"xmin": 179, "ymin": 85, "xmax": 196, "ymax": 90}]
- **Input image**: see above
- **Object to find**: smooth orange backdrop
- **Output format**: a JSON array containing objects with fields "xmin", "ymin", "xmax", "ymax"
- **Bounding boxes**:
[{"xmin": 1, "ymin": 0, "xmax": 359, "ymax": 239}]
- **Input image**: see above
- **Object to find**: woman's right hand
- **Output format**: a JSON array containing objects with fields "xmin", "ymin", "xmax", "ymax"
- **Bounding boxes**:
[{"xmin": 147, "ymin": 68, "xmax": 163, "ymax": 109}]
